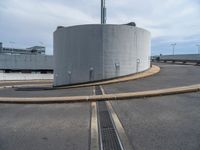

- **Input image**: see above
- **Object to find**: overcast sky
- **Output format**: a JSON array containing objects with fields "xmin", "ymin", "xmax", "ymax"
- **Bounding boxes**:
[{"xmin": 0, "ymin": 0, "xmax": 200, "ymax": 55}]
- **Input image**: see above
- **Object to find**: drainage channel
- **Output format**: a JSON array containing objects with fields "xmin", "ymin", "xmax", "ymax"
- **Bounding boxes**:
[{"xmin": 95, "ymin": 86, "xmax": 124, "ymax": 150}]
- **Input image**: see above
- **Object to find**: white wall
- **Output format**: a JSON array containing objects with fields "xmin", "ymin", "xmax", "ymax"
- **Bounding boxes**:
[
  {"xmin": 102, "ymin": 26, "xmax": 151, "ymax": 78},
  {"xmin": 0, "ymin": 73, "xmax": 53, "ymax": 81},
  {"xmin": 54, "ymin": 24, "xmax": 151, "ymax": 86},
  {"xmin": 54, "ymin": 25, "xmax": 103, "ymax": 86}
]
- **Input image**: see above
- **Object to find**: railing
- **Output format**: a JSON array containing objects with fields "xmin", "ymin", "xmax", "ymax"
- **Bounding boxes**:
[{"xmin": 152, "ymin": 55, "xmax": 200, "ymax": 65}]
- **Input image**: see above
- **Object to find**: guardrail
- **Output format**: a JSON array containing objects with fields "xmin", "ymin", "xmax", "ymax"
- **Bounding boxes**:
[{"xmin": 151, "ymin": 55, "xmax": 200, "ymax": 65}]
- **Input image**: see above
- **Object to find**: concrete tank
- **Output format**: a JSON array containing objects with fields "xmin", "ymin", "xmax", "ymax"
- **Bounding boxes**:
[{"xmin": 53, "ymin": 24, "xmax": 151, "ymax": 86}]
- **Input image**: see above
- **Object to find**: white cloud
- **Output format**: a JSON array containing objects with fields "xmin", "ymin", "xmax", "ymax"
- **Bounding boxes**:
[
  {"xmin": 108, "ymin": 0, "xmax": 200, "ymax": 38},
  {"xmin": 0, "ymin": 0, "xmax": 199, "ymax": 55}
]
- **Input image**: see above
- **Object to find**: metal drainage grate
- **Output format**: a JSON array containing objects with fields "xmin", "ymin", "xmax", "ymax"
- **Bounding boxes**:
[
  {"xmin": 95, "ymin": 86, "xmax": 103, "ymax": 95},
  {"xmin": 95, "ymin": 86, "xmax": 123, "ymax": 150}
]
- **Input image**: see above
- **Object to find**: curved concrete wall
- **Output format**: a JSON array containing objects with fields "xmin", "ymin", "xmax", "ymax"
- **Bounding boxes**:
[{"xmin": 53, "ymin": 24, "xmax": 151, "ymax": 86}]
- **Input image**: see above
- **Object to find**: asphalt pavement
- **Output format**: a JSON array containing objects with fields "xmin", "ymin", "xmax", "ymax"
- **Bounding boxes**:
[
  {"xmin": 0, "ymin": 63, "xmax": 200, "ymax": 150},
  {"xmin": 111, "ymin": 92, "xmax": 200, "ymax": 150},
  {"xmin": 0, "ymin": 86, "xmax": 93, "ymax": 97},
  {"xmin": 1, "ymin": 92, "xmax": 200, "ymax": 150},
  {"xmin": 0, "ymin": 103, "xmax": 90, "ymax": 150},
  {"xmin": 103, "ymin": 63, "xmax": 200, "ymax": 94}
]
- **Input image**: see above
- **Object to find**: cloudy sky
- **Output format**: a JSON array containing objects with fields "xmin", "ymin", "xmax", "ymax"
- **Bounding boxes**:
[{"xmin": 0, "ymin": 0, "xmax": 200, "ymax": 55}]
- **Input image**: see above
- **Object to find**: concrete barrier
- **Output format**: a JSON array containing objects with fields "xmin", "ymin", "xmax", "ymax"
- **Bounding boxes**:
[
  {"xmin": 153, "ymin": 54, "xmax": 200, "ymax": 65},
  {"xmin": 0, "ymin": 73, "xmax": 53, "ymax": 81}
]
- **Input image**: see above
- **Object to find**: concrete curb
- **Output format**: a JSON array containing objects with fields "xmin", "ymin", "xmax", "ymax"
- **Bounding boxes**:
[
  {"xmin": 56, "ymin": 65, "xmax": 160, "ymax": 89},
  {"xmin": 90, "ymin": 102, "xmax": 99, "ymax": 150},
  {"xmin": 0, "ymin": 84, "xmax": 199, "ymax": 104},
  {"xmin": 106, "ymin": 101, "xmax": 134, "ymax": 150},
  {"xmin": 0, "ymin": 80, "xmax": 52, "ymax": 84},
  {"xmin": 0, "ymin": 65, "xmax": 159, "ymax": 89},
  {"xmin": 0, "ymin": 84, "xmax": 51, "ymax": 89}
]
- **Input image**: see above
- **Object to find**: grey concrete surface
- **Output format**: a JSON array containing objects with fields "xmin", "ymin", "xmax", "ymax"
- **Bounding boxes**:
[
  {"xmin": 0, "ymin": 86, "xmax": 93, "ymax": 97},
  {"xmin": 103, "ymin": 63, "xmax": 200, "ymax": 94},
  {"xmin": 111, "ymin": 92, "xmax": 200, "ymax": 150},
  {"xmin": 54, "ymin": 24, "xmax": 150, "ymax": 86},
  {"xmin": 0, "ymin": 103, "xmax": 90, "ymax": 150}
]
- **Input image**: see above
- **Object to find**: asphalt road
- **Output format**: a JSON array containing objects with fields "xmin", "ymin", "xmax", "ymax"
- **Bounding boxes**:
[
  {"xmin": 0, "ymin": 63, "xmax": 199, "ymax": 150},
  {"xmin": 1, "ymin": 92, "xmax": 200, "ymax": 150},
  {"xmin": 1, "ymin": 63, "xmax": 200, "ymax": 98},
  {"xmin": 0, "ymin": 86, "xmax": 93, "ymax": 97},
  {"xmin": 0, "ymin": 103, "xmax": 90, "ymax": 150},
  {"xmin": 103, "ymin": 63, "xmax": 200, "ymax": 94},
  {"xmin": 111, "ymin": 92, "xmax": 200, "ymax": 150}
]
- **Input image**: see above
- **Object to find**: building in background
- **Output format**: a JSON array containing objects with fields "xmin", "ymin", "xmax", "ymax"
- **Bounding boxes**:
[
  {"xmin": 0, "ymin": 42, "xmax": 53, "ymax": 80},
  {"xmin": 0, "ymin": 44, "xmax": 45, "ymax": 55}
]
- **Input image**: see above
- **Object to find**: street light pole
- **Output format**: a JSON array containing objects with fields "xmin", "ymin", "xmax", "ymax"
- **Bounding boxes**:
[
  {"xmin": 9, "ymin": 41, "xmax": 15, "ymax": 54},
  {"xmin": 196, "ymin": 44, "xmax": 200, "ymax": 54},
  {"xmin": 171, "ymin": 43, "xmax": 176, "ymax": 55},
  {"xmin": 101, "ymin": 0, "xmax": 106, "ymax": 24}
]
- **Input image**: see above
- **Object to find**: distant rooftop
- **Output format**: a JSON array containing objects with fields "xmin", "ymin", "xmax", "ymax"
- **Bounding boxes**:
[{"xmin": 0, "ymin": 42, "xmax": 45, "ymax": 55}]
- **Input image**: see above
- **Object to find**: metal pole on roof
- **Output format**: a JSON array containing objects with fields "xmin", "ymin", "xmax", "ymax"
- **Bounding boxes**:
[{"xmin": 101, "ymin": 0, "xmax": 106, "ymax": 24}]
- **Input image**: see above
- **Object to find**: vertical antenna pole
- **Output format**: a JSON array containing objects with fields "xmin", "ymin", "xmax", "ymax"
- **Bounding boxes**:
[{"xmin": 101, "ymin": 0, "xmax": 106, "ymax": 24}]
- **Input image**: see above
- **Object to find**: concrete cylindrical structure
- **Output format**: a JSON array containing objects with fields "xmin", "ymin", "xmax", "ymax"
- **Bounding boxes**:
[{"xmin": 53, "ymin": 24, "xmax": 151, "ymax": 86}]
